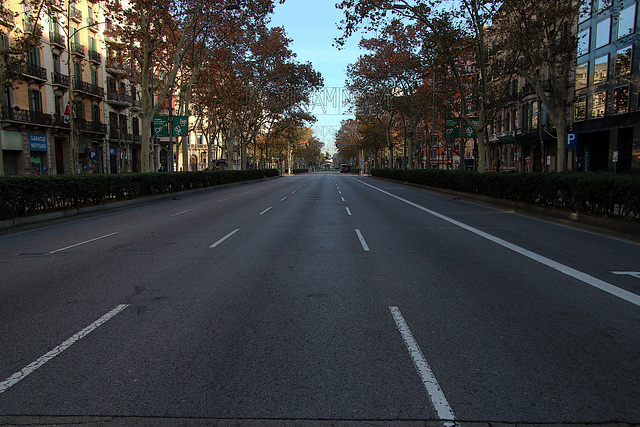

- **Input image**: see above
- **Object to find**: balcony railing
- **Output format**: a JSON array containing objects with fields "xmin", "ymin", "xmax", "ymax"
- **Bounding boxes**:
[
  {"xmin": 87, "ymin": 16, "xmax": 98, "ymax": 30},
  {"xmin": 71, "ymin": 41, "xmax": 85, "ymax": 56},
  {"xmin": 88, "ymin": 49, "xmax": 101, "ymax": 63},
  {"xmin": 76, "ymin": 119, "xmax": 106, "ymax": 134},
  {"xmin": 106, "ymin": 90, "xmax": 133, "ymax": 106},
  {"xmin": 49, "ymin": 32, "xmax": 65, "ymax": 48},
  {"xmin": 7, "ymin": 61, "xmax": 47, "ymax": 81},
  {"xmin": 69, "ymin": 5, "xmax": 82, "ymax": 22},
  {"xmin": 74, "ymin": 78, "xmax": 104, "ymax": 97},
  {"xmin": 52, "ymin": 71, "xmax": 70, "ymax": 87},
  {"xmin": 2, "ymin": 108, "xmax": 54, "ymax": 126}
]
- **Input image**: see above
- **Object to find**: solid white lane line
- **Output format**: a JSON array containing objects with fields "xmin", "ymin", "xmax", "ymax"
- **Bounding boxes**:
[
  {"xmin": 0, "ymin": 304, "xmax": 129, "ymax": 395},
  {"xmin": 49, "ymin": 232, "xmax": 119, "ymax": 254},
  {"xmin": 359, "ymin": 179, "xmax": 640, "ymax": 308},
  {"xmin": 171, "ymin": 209, "xmax": 194, "ymax": 217},
  {"xmin": 210, "ymin": 229, "xmax": 240, "ymax": 248},
  {"xmin": 389, "ymin": 306, "xmax": 457, "ymax": 422},
  {"xmin": 355, "ymin": 229, "xmax": 370, "ymax": 251},
  {"xmin": 280, "ymin": 197, "xmax": 287, "ymax": 202},
  {"xmin": 260, "ymin": 207, "xmax": 272, "ymax": 215},
  {"xmin": 346, "ymin": 207, "xmax": 352, "ymax": 216}
]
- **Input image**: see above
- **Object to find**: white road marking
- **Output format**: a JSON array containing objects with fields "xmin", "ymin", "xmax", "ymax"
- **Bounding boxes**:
[
  {"xmin": 218, "ymin": 198, "xmax": 231, "ymax": 202},
  {"xmin": 612, "ymin": 271, "xmax": 640, "ymax": 279},
  {"xmin": 49, "ymin": 232, "xmax": 119, "ymax": 254},
  {"xmin": 242, "ymin": 192, "xmax": 251, "ymax": 195},
  {"xmin": 0, "ymin": 304, "xmax": 129, "ymax": 394},
  {"xmin": 341, "ymin": 197, "xmax": 345, "ymax": 202},
  {"xmin": 292, "ymin": 191, "xmax": 296, "ymax": 194},
  {"xmin": 280, "ymin": 197, "xmax": 287, "ymax": 202},
  {"xmin": 260, "ymin": 207, "xmax": 272, "ymax": 215},
  {"xmin": 355, "ymin": 229, "xmax": 370, "ymax": 252},
  {"xmin": 359, "ymin": 180, "xmax": 640, "ymax": 308},
  {"xmin": 389, "ymin": 306, "xmax": 456, "ymax": 422},
  {"xmin": 210, "ymin": 229, "xmax": 240, "ymax": 248},
  {"xmin": 171, "ymin": 209, "xmax": 194, "ymax": 217},
  {"xmin": 346, "ymin": 207, "xmax": 352, "ymax": 216}
]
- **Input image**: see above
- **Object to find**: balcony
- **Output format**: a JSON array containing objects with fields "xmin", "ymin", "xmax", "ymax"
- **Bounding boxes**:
[
  {"xmin": 52, "ymin": 72, "xmax": 70, "ymax": 89},
  {"xmin": 105, "ymin": 60, "xmax": 130, "ymax": 77},
  {"xmin": 2, "ymin": 108, "xmax": 53, "ymax": 126},
  {"xmin": 24, "ymin": 21, "xmax": 42, "ymax": 35},
  {"xmin": 52, "ymin": 113, "xmax": 70, "ymax": 128},
  {"xmin": 130, "ymin": 98, "xmax": 141, "ymax": 111},
  {"xmin": 106, "ymin": 90, "xmax": 133, "ymax": 107},
  {"xmin": 76, "ymin": 119, "xmax": 106, "ymax": 134},
  {"xmin": 49, "ymin": 32, "xmax": 66, "ymax": 49},
  {"xmin": 87, "ymin": 16, "xmax": 98, "ymax": 32},
  {"xmin": 0, "ymin": 10, "xmax": 15, "ymax": 26},
  {"xmin": 71, "ymin": 41, "xmax": 85, "ymax": 57},
  {"xmin": 73, "ymin": 78, "xmax": 104, "ymax": 98},
  {"xmin": 69, "ymin": 5, "xmax": 82, "ymax": 23},
  {"xmin": 7, "ymin": 60, "xmax": 48, "ymax": 83},
  {"xmin": 88, "ymin": 49, "xmax": 101, "ymax": 64}
]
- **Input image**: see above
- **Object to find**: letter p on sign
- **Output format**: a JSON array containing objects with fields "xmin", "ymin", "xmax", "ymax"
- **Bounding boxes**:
[{"xmin": 567, "ymin": 132, "xmax": 577, "ymax": 149}]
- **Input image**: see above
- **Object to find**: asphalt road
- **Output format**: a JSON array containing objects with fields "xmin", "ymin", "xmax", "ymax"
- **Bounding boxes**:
[{"xmin": 1, "ymin": 172, "xmax": 639, "ymax": 426}]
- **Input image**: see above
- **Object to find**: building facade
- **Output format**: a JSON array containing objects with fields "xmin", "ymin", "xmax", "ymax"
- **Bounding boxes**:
[{"xmin": 572, "ymin": 0, "xmax": 640, "ymax": 174}]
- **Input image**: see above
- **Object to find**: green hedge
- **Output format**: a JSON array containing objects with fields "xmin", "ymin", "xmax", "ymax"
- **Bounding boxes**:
[
  {"xmin": 292, "ymin": 168, "xmax": 309, "ymax": 174},
  {"xmin": 372, "ymin": 169, "xmax": 640, "ymax": 220},
  {"xmin": 0, "ymin": 169, "xmax": 279, "ymax": 220}
]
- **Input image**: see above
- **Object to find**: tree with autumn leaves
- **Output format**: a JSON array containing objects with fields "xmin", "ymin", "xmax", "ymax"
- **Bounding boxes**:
[
  {"xmin": 336, "ymin": 0, "xmax": 580, "ymax": 172},
  {"xmin": 103, "ymin": 0, "xmax": 321, "ymax": 173}
]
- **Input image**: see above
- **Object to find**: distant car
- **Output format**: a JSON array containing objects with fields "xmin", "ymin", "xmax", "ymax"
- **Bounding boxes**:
[{"xmin": 340, "ymin": 164, "xmax": 349, "ymax": 173}]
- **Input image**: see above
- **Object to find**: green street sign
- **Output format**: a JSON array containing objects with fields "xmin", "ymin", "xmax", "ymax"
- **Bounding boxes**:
[
  {"xmin": 153, "ymin": 116, "xmax": 189, "ymax": 136},
  {"xmin": 463, "ymin": 117, "xmax": 479, "ymax": 138},
  {"xmin": 172, "ymin": 116, "xmax": 189, "ymax": 137},
  {"xmin": 445, "ymin": 117, "xmax": 460, "ymax": 139},
  {"xmin": 153, "ymin": 116, "xmax": 169, "ymax": 137}
]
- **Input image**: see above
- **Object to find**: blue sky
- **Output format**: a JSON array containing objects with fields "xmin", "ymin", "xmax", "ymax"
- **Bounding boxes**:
[{"xmin": 269, "ymin": 0, "xmax": 364, "ymax": 154}]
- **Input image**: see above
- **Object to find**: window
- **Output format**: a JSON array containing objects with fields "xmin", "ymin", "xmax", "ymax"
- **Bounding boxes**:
[
  {"xmin": 28, "ymin": 88, "xmax": 42, "ymax": 112},
  {"xmin": 594, "ymin": 54, "xmax": 609, "ymax": 83},
  {"xmin": 26, "ymin": 46, "xmax": 40, "ymax": 66},
  {"xmin": 576, "ymin": 62, "xmax": 588, "ymax": 88},
  {"xmin": 74, "ymin": 100, "xmax": 85, "ymax": 120},
  {"xmin": 531, "ymin": 101, "xmax": 538, "ymax": 129},
  {"xmin": 197, "ymin": 135, "xmax": 203, "ymax": 145},
  {"xmin": 3, "ymin": 86, "xmax": 11, "ymax": 111},
  {"xmin": 90, "ymin": 67, "xmax": 98, "ymax": 85},
  {"xmin": 54, "ymin": 94, "xmax": 62, "ymax": 116},
  {"xmin": 615, "ymin": 45, "xmax": 633, "ymax": 76},
  {"xmin": 592, "ymin": 91, "xmax": 606, "ymax": 118},
  {"xmin": 618, "ymin": 3, "xmax": 636, "ymax": 39},
  {"xmin": 92, "ymin": 104, "xmax": 100, "ymax": 122},
  {"xmin": 73, "ymin": 61, "xmax": 82, "ymax": 79},
  {"xmin": 578, "ymin": 28, "xmax": 590, "ymax": 56},
  {"xmin": 596, "ymin": 18, "xmax": 611, "ymax": 49},
  {"xmin": 580, "ymin": 0, "xmax": 591, "ymax": 22},
  {"xmin": 132, "ymin": 117, "xmax": 139, "ymax": 136},
  {"xmin": 575, "ymin": 96, "xmax": 587, "ymax": 121},
  {"xmin": 52, "ymin": 53, "xmax": 60, "ymax": 74},
  {"xmin": 613, "ymin": 85, "xmax": 630, "ymax": 114}
]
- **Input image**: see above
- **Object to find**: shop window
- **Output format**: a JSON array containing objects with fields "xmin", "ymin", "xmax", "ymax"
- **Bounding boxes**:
[
  {"xmin": 618, "ymin": 3, "xmax": 636, "ymax": 39},
  {"xmin": 613, "ymin": 85, "xmax": 630, "ymax": 114},
  {"xmin": 596, "ymin": 18, "xmax": 611, "ymax": 49},
  {"xmin": 594, "ymin": 54, "xmax": 609, "ymax": 83},
  {"xmin": 575, "ymin": 96, "xmax": 587, "ymax": 121},
  {"xmin": 591, "ymin": 91, "xmax": 606, "ymax": 118},
  {"xmin": 615, "ymin": 45, "xmax": 632, "ymax": 76},
  {"xmin": 576, "ymin": 62, "xmax": 588, "ymax": 88},
  {"xmin": 578, "ymin": 28, "xmax": 590, "ymax": 56}
]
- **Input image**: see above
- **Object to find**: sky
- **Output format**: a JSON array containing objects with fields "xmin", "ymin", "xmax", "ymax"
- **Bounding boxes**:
[{"xmin": 269, "ymin": 0, "xmax": 364, "ymax": 155}]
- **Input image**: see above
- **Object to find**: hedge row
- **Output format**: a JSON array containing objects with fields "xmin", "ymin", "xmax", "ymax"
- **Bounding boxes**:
[
  {"xmin": 372, "ymin": 169, "xmax": 640, "ymax": 220},
  {"xmin": 292, "ymin": 168, "xmax": 309, "ymax": 174},
  {"xmin": 0, "ymin": 169, "xmax": 279, "ymax": 220}
]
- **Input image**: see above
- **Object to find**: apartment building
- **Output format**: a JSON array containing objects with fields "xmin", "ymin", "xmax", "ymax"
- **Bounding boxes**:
[
  {"xmin": 1, "ymin": 0, "xmax": 110, "ymax": 176},
  {"xmin": 573, "ymin": 0, "xmax": 639, "ymax": 173}
]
